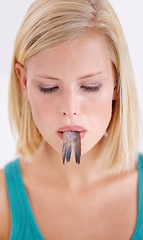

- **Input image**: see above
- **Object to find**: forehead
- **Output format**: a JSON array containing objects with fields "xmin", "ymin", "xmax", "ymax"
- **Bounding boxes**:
[{"xmin": 26, "ymin": 32, "xmax": 112, "ymax": 77}]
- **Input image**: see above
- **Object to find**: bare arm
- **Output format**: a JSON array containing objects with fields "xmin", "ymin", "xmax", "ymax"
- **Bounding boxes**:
[{"xmin": 0, "ymin": 169, "xmax": 11, "ymax": 239}]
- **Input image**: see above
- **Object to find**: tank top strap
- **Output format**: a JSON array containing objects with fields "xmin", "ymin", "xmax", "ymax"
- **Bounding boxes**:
[
  {"xmin": 4, "ymin": 158, "xmax": 44, "ymax": 240},
  {"xmin": 131, "ymin": 153, "xmax": 143, "ymax": 239}
]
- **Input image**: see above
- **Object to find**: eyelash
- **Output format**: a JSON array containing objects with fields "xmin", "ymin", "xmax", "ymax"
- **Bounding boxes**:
[
  {"xmin": 81, "ymin": 86, "xmax": 101, "ymax": 92},
  {"xmin": 40, "ymin": 87, "xmax": 58, "ymax": 93},
  {"xmin": 40, "ymin": 85, "xmax": 101, "ymax": 93}
]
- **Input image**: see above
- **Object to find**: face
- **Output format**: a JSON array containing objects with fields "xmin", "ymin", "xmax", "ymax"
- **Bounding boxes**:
[{"xmin": 17, "ymin": 33, "xmax": 116, "ymax": 158}]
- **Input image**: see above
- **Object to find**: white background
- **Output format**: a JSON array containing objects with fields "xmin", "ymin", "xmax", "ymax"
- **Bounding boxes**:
[{"xmin": 0, "ymin": 1, "xmax": 143, "ymax": 168}]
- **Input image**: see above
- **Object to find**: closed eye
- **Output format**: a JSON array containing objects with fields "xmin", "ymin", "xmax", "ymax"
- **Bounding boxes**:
[
  {"xmin": 81, "ymin": 85, "xmax": 101, "ymax": 92},
  {"xmin": 40, "ymin": 86, "xmax": 59, "ymax": 93},
  {"xmin": 39, "ymin": 85, "xmax": 102, "ymax": 93}
]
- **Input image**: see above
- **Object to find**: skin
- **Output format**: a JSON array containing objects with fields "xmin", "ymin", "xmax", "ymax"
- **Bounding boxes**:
[
  {"xmin": 0, "ymin": 32, "xmax": 138, "ymax": 239},
  {"xmin": 18, "ymin": 33, "xmax": 116, "ymax": 164}
]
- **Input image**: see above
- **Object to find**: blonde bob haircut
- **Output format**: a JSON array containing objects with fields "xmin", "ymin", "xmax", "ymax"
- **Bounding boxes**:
[{"xmin": 9, "ymin": 0, "xmax": 141, "ymax": 172}]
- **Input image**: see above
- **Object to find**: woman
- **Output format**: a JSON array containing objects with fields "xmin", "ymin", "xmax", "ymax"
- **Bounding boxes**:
[{"xmin": 0, "ymin": 0, "xmax": 142, "ymax": 239}]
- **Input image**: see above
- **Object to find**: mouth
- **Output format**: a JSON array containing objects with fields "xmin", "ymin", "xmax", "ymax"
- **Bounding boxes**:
[{"xmin": 57, "ymin": 125, "xmax": 86, "ymax": 140}]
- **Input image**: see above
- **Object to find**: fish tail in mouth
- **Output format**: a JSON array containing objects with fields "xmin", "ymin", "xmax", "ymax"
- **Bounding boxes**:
[
  {"xmin": 62, "ymin": 131, "xmax": 81, "ymax": 164},
  {"xmin": 62, "ymin": 140, "xmax": 72, "ymax": 164},
  {"xmin": 73, "ymin": 132, "xmax": 81, "ymax": 164}
]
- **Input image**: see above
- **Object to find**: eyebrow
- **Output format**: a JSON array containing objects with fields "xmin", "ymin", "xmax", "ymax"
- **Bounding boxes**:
[
  {"xmin": 34, "ymin": 71, "xmax": 104, "ymax": 81},
  {"xmin": 78, "ymin": 72, "xmax": 103, "ymax": 80}
]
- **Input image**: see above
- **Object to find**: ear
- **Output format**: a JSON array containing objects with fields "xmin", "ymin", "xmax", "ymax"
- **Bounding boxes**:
[
  {"xmin": 112, "ymin": 86, "xmax": 117, "ymax": 101},
  {"xmin": 15, "ymin": 63, "xmax": 29, "ymax": 101}
]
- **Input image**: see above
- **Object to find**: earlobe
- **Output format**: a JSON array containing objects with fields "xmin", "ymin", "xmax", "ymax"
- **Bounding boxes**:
[
  {"xmin": 15, "ymin": 63, "xmax": 29, "ymax": 101},
  {"xmin": 113, "ymin": 86, "xmax": 117, "ymax": 100}
]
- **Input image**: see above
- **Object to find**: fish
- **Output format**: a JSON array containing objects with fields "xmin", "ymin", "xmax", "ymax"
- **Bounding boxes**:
[{"xmin": 62, "ymin": 131, "xmax": 81, "ymax": 164}]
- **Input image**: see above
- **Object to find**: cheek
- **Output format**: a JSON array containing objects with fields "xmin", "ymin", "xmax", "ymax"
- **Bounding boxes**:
[
  {"xmin": 85, "ymin": 90, "xmax": 113, "ymax": 125},
  {"xmin": 28, "ymin": 92, "xmax": 55, "ymax": 126}
]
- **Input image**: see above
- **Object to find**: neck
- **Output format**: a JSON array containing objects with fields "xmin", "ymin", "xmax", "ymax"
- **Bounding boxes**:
[{"xmin": 24, "ymin": 141, "xmax": 107, "ymax": 190}]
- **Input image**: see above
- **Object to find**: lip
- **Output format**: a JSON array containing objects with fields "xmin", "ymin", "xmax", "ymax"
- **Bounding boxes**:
[{"xmin": 57, "ymin": 125, "xmax": 86, "ymax": 140}]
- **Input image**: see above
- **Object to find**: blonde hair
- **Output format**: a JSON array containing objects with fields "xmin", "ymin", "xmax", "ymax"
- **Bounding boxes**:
[{"xmin": 9, "ymin": 0, "xmax": 141, "ymax": 172}]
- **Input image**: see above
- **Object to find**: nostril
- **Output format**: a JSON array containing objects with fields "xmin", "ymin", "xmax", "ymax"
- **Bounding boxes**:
[{"xmin": 62, "ymin": 112, "xmax": 77, "ymax": 116}]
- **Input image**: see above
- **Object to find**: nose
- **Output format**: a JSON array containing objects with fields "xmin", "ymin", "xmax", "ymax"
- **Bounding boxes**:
[{"xmin": 59, "ymin": 88, "xmax": 79, "ymax": 117}]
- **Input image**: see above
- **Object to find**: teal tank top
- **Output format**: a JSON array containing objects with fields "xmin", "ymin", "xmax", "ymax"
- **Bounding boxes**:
[
  {"xmin": 4, "ymin": 154, "xmax": 143, "ymax": 239},
  {"xmin": 4, "ymin": 159, "xmax": 44, "ymax": 240}
]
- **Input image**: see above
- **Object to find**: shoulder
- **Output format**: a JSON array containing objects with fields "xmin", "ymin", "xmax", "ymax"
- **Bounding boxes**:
[
  {"xmin": 0, "ymin": 168, "xmax": 11, "ymax": 239},
  {"xmin": 138, "ymin": 153, "xmax": 143, "ymax": 165}
]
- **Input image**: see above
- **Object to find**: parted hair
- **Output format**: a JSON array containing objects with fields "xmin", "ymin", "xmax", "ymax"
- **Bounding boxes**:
[{"xmin": 9, "ymin": 0, "xmax": 141, "ymax": 172}]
